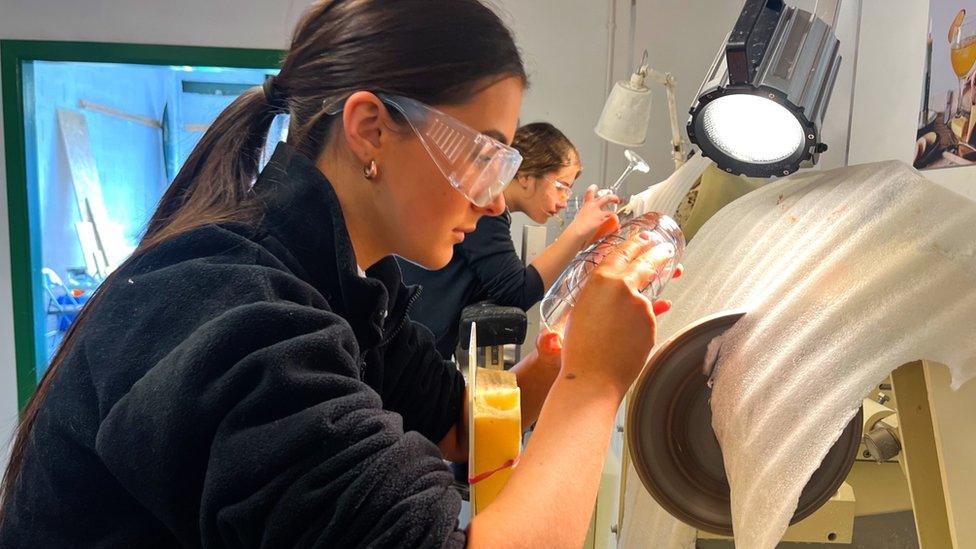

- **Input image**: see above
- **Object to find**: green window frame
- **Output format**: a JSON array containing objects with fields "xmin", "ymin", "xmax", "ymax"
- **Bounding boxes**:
[{"xmin": 1, "ymin": 40, "xmax": 284, "ymax": 409}]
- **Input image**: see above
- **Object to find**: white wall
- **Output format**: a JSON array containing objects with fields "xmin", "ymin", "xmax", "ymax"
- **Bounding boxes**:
[
  {"xmin": 847, "ymin": 0, "xmax": 976, "ymax": 203},
  {"xmin": 605, "ymin": 0, "xmax": 746, "ymax": 194},
  {"xmin": 491, "ymin": 0, "xmax": 612, "ymax": 251},
  {"xmin": 494, "ymin": 1, "xmax": 611, "ymax": 193},
  {"xmin": 847, "ymin": 0, "xmax": 929, "ymax": 168}
]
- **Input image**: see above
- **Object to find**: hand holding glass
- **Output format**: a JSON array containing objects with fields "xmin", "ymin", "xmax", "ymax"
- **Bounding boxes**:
[{"xmin": 541, "ymin": 211, "xmax": 684, "ymax": 336}]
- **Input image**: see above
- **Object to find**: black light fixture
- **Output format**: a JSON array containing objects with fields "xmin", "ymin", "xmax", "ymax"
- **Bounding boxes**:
[{"xmin": 687, "ymin": 0, "xmax": 842, "ymax": 178}]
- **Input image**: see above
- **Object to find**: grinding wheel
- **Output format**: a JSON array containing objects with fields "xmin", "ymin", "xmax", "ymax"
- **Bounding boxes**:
[{"xmin": 627, "ymin": 310, "xmax": 863, "ymax": 536}]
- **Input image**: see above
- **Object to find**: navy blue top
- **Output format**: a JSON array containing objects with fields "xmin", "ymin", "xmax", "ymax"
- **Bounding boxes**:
[{"xmin": 398, "ymin": 210, "xmax": 544, "ymax": 357}]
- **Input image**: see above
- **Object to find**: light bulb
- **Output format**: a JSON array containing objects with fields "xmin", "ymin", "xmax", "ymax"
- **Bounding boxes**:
[{"xmin": 699, "ymin": 94, "xmax": 805, "ymax": 165}]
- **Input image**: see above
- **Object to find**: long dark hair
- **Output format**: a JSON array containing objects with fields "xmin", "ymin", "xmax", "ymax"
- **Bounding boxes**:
[{"xmin": 1, "ymin": 0, "xmax": 525, "ymax": 519}]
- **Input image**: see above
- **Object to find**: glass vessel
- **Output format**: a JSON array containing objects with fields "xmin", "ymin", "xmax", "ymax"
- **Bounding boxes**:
[
  {"xmin": 540, "ymin": 211, "xmax": 684, "ymax": 336},
  {"xmin": 951, "ymin": 19, "xmax": 976, "ymax": 122}
]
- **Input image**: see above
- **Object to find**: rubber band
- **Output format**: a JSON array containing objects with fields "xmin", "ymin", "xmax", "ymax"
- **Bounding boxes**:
[{"xmin": 468, "ymin": 455, "xmax": 521, "ymax": 485}]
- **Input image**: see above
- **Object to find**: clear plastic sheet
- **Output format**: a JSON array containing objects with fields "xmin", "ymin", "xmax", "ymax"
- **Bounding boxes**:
[{"xmin": 621, "ymin": 161, "xmax": 976, "ymax": 548}]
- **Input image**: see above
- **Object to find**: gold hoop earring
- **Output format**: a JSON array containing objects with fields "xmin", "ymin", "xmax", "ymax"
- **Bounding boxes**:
[{"xmin": 363, "ymin": 160, "xmax": 378, "ymax": 180}]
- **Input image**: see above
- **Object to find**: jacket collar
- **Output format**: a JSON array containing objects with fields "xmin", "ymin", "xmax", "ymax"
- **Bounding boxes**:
[{"xmin": 251, "ymin": 142, "xmax": 415, "ymax": 350}]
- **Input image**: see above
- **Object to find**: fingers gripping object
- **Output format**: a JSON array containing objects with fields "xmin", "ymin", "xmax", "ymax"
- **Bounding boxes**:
[
  {"xmin": 540, "ymin": 212, "xmax": 684, "ymax": 336},
  {"xmin": 598, "ymin": 149, "xmax": 652, "ymax": 212}
]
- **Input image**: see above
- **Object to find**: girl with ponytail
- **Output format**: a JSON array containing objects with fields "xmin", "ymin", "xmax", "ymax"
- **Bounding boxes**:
[{"xmin": 0, "ymin": 1, "xmax": 668, "ymax": 546}]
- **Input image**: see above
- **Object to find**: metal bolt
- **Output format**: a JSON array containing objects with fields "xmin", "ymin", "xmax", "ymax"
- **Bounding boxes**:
[
  {"xmin": 783, "ymin": 170, "xmax": 791, "ymax": 175},
  {"xmin": 768, "ymin": 93, "xmax": 775, "ymax": 99},
  {"xmin": 877, "ymin": 392, "xmax": 890, "ymax": 405},
  {"xmin": 863, "ymin": 422, "xmax": 901, "ymax": 462},
  {"xmin": 807, "ymin": 134, "xmax": 815, "ymax": 140}
]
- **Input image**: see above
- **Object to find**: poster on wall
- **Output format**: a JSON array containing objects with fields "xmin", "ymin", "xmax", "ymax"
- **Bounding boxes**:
[{"xmin": 916, "ymin": 4, "xmax": 976, "ymax": 170}]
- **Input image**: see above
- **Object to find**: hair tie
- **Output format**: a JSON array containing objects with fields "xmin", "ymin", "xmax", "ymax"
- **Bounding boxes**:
[{"xmin": 262, "ymin": 75, "xmax": 288, "ymax": 114}]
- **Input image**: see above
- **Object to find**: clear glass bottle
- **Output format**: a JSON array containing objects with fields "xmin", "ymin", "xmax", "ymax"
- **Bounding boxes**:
[{"xmin": 540, "ymin": 212, "xmax": 685, "ymax": 336}]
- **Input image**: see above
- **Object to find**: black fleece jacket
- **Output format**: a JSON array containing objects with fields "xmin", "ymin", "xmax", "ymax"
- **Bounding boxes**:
[{"xmin": 0, "ymin": 143, "xmax": 466, "ymax": 548}]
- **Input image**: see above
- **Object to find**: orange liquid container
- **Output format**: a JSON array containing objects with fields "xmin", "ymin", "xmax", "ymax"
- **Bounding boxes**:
[
  {"xmin": 469, "ymin": 368, "xmax": 521, "ymax": 514},
  {"xmin": 540, "ymin": 212, "xmax": 684, "ymax": 336},
  {"xmin": 951, "ymin": 35, "xmax": 976, "ymax": 77}
]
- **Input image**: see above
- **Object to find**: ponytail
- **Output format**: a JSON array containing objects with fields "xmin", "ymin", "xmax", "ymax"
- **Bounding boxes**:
[{"xmin": 0, "ymin": 82, "xmax": 283, "ymax": 521}]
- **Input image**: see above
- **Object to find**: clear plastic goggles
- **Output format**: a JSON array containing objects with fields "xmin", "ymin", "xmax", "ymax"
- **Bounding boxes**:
[
  {"xmin": 380, "ymin": 94, "xmax": 522, "ymax": 207},
  {"xmin": 546, "ymin": 178, "xmax": 574, "ymax": 200},
  {"xmin": 328, "ymin": 93, "xmax": 521, "ymax": 207}
]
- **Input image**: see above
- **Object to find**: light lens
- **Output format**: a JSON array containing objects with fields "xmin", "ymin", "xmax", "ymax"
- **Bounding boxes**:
[{"xmin": 699, "ymin": 94, "xmax": 805, "ymax": 165}]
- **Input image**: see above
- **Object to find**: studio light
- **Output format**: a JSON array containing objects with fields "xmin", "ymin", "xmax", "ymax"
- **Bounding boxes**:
[{"xmin": 687, "ymin": 0, "xmax": 842, "ymax": 177}]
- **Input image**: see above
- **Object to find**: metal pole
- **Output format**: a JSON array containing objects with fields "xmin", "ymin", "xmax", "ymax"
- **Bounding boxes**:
[
  {"xmin": 628, "ymin": 0, "xmax": 637, "ymax": 73},
  {"xmin": 600, "ymin": 0, "xmax": 618, "ymax": 187}
]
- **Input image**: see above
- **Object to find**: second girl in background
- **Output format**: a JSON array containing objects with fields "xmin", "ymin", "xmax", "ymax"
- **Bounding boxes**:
[{"xmin": 400, "ymin": 122, "xmax": 619, "ymax": 357}]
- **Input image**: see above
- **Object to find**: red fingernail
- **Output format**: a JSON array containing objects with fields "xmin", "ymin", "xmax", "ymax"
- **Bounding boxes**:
[
  {"xmin": 638, "ymin": 231, "xmax": 652, "ymax": 241},
  {"xmin": 548, "ymin": 340, "xmax": 559, "ymax": 354}
]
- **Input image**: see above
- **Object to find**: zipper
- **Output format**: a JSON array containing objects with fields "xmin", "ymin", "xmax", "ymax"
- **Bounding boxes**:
[
  {"xmin": 378, "ymin": 286, "xmax": 423, "ymax": 348},
  {"xmin": 360, "ymin": 286, "xmax": 423, "ymax": 380}
]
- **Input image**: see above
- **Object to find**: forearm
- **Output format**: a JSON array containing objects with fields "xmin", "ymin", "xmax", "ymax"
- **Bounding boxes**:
[
  {"xmin": 511, "ymin": 350, "xmax": 558, "ymax": 427},
  {"xmin": 437, "ymin": 387, "xmax": 469, "ymax": 462},
  {"xmin": 529, "ymin": 229, "xmax": 588, "ymax": 289},
  {"xmin": 467, "ymin": 377, "xmax": 622, "ymax": 548}
]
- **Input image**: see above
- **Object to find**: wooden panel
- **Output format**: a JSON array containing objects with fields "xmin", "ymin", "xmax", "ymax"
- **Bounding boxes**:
[
  {"xmin": 890, "ymin": 361, "xmax": 954, "ymax": 549},
  {"xmin": 56, "ymin": 108, "xmax": 133, "ymax": 274},
  {"xmin": 924, "ymin": 361, "xmax": 976, "ymax": 549}
]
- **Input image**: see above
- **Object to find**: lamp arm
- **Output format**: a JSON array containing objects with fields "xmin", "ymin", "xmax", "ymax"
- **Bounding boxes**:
[
  {"xmin": 644, "ymin": 67, "xmax": 688, "ymax": 169},
  {"xmin": 663, "ymin": 76, "xmax": 686, "ymax": 169}
]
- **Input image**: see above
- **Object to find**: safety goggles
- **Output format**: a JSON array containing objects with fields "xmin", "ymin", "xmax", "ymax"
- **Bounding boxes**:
[
  {"xmin": 545, "ymin": 178, "xmax": 574, "ymax": 200},
  {"xmin": 327, "ymin": 93, "xmax": 522, "ymax": 207}
]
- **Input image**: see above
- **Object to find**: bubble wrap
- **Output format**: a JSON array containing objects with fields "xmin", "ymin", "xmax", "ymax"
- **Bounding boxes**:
[
  {"xmin": 617, "ymin": 153, "xmax": 711, "ymax": 548},
  {"xmin": 621, "ymin": 160, "xmax": 976, "ymax": 548}
]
